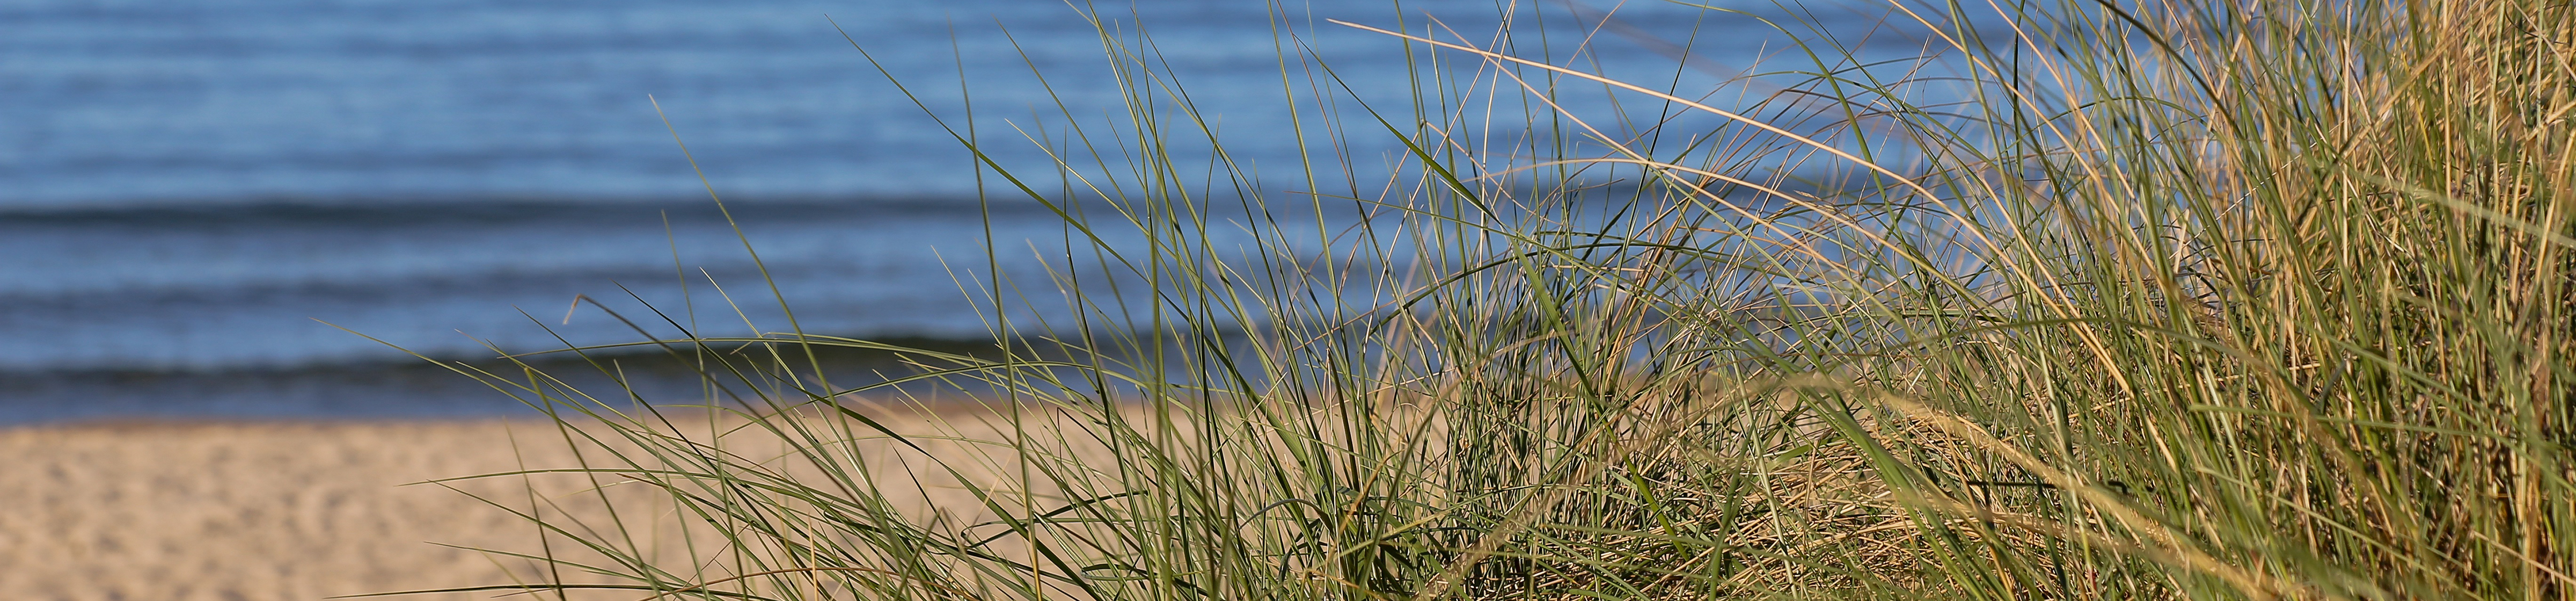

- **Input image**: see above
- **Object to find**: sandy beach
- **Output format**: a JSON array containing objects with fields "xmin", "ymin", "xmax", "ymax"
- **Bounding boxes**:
[{"xmin": 0, "ymin": 404, "xmax": 1072, "ymax": 601}]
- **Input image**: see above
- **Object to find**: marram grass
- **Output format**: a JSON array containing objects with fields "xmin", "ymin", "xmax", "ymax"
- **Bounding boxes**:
[{"xmin": 383, "ymin": 1, "xmax": 2571, "ymax": 599}]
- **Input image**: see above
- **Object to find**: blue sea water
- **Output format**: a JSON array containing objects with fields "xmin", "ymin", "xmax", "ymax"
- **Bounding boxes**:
[{"xmin": 0, "ymin": 0, "xmax": 1899, "ymax": 423}]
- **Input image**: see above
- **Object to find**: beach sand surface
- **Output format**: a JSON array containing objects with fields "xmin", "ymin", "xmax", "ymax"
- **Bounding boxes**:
[{"xmin": 0, "ymin": 405, "xmax": 1091, "ymax": 601}]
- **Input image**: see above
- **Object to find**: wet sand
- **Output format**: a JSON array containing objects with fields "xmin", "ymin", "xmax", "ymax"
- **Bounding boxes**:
[{"xmin": 0, "ymin": 404, "xmax": 1077, "ymax": 601}]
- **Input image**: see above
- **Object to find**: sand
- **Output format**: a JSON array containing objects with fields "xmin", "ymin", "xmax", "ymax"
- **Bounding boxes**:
[{"xmin": 0, "ymin": 406, "xmax": 1078, "ymax": 601}]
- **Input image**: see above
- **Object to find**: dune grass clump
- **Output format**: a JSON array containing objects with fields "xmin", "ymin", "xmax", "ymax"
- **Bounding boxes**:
[{"xmin": 395, "ymin": 1, "xmax": 2571, "ymax": 599}]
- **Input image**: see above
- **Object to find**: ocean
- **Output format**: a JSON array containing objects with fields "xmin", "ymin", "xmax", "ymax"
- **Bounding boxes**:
[{"xmin": 0, "ymin": 0, "xmax": 1889, "ymax": 423}]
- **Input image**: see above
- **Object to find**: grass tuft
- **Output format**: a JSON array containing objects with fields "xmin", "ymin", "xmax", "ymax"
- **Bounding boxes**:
[{"xmin": 403, "ymin": 1, "xmax": 2573, "ymax": 599}]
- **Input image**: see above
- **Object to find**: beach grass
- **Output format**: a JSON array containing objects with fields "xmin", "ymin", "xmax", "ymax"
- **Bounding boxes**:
[{"xmin": 396, "ymin": 0, "xmax": 2573, "ymax": 599}]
